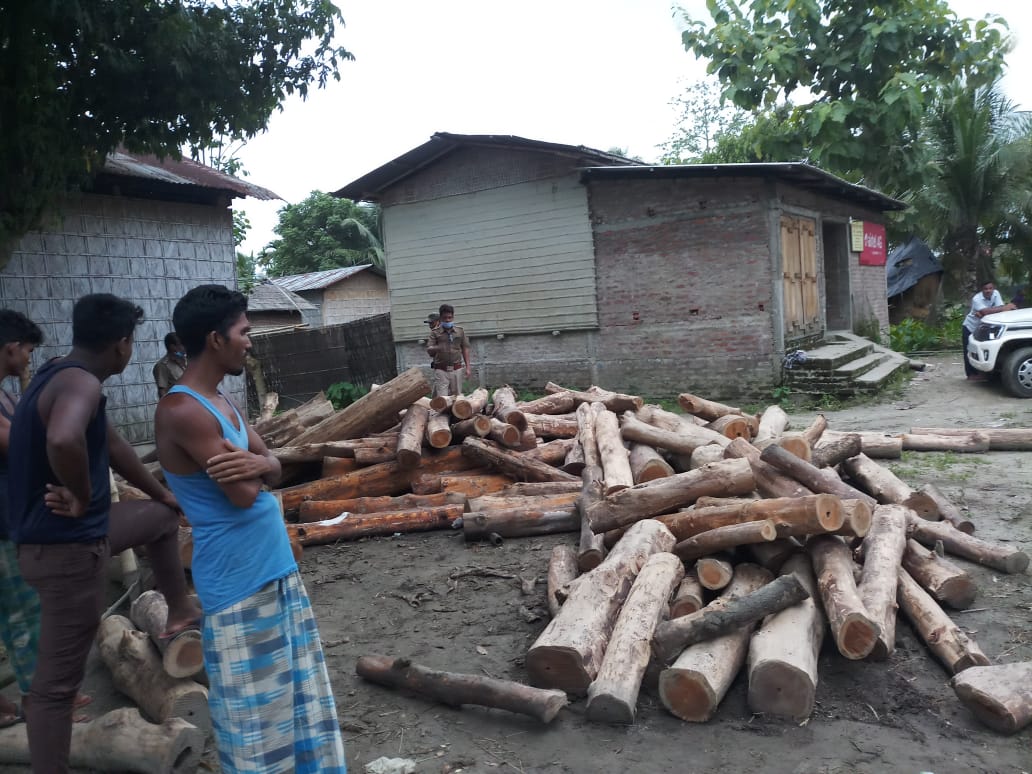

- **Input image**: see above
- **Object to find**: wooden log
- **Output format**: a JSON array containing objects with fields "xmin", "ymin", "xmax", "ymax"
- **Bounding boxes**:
[
  {"xmin": 836, "ymin": 499, "xmax": 873, "ymax": 538},
  {"xmin": 856, "ymin": 504, "xmax": 908, "ymax": 660},
  {"xmin": 462, "ymin": 437, "xmax": 581, "ymax": 483},
  {"xmin": 562, "ymin": 438, "xmax": 586, "ymax": 475},
  {"xmin": 840, "ymin": 453, "xmax": 937, "ymax": 517},
  {"xmin": 657, "ymin": 564, "xmax": 772, "ymax": 721},
  {"xmin": 695, "ymin": 495, "xmax": 760, "ymax": 508},
  {"xmin": 663, "ymin": 494, "xmax": 843, "ymax": 541},
  {"xmin": 410, "ymin": 471, "xmax": 506, "ymax": 496},
  {"xmin": 428, "ymin": 394, "xmax": 455, "ymax": 412},
  {"xmin": 901, "ymin": 431, "xmax": 991, "ymax": 453},
  {"xmin": 519, "ymin": 391, "xmax": 578, "ymax": 415},
  {"xmin": 723, "ymin": 437, "xmax": 813, "ymax": 500},
  {"xmin": 906, "ymin": 514, "xmax": 1029, "ymax": 573},
  {"xmin": 695, "ymin": 555, "xmax": 734, "ymax": 590},
  {"xmin": 492, "ymin": 386, "xmax": 528, "ymax": 430},
  {"xmin": 353, "ymin": 445, "xmax": 397, "ymax": 466},
  {"xmin": 544, "ymin": 382, "xmax": 644, "ymax": 413},
  {"xmin": 450, "ymin": 414, "xmax": 492, "ymax": 439},
  {"xmin": 705, "ymin": 414, "xmax": 751, "ymax": 440},
  {"xmin": 670, "ymin": 571, "xmax": 705, "ymax": 617},
  {"xmin": 486, "ymin": 417, "xmax": 521, "ymax": 447},
  {"xmin": 753, "ymin": 405, "xmax": 790, "ymax": 448},
  {"xmin": 916, "ymin": 483, "xmax": 974, "ymax": 534},
  {"xmin": 897, "ymin": 567, "xmax": 991, "ymax": 674},
  {"xmin": 811, "ymin": 432, "xmax": 862, "ymax": 469},
  {"xmin": 322, "ymin": 456, "xmax": 360, "ymax": 477},
  {"xmin": 747, "ymin": 553, "xmax": 825, "ymax": 721},
  {"xmin": 0, "ymin": 707, "xmax": 204, "ymax": 774},
  {"xmin": 951, "ymin": 662, "xmax": 1032, "ymax": 734},
  {"xmin": 595, "ymin": 408, "xmax": 635, "ymax": 494},
  {"xmin": 526, "ymin": 519, "xmax": 675, "ymax": 694},
  {"xmin": 689, "ymin": 444, "xmax": 725, "ymax": 470},
  {"xmin": 575, "ymin": 403, "xmax": 608, "ymax": 570},
  {"xmin": 910, "ymin": 426, "xmax": 1032, "ymax": 452},
  {"xmin": 628, "ymin": 443, "xmax": 675, "ymax": 484},
  {"xmin": 463, "ymin": 507, "xmax": 579, "ymax": 541},
  {"xmin": 759, "ymin": 444, "xmax": 877, "ymax": 507},
  {"xmin": 621, "ymin": 411, "xmax": 729, "ymax": 454},
  {"xmin": 356, "ymin": 654, "xmax": 567, "ymax": 723},
  {"xmin": 673, "ymin": 520, "xmax": 778, "ymax": 563},
  {"xmin": 676, "ymin": 392, "xmax": 742, "ymax": 421},
  {"xmin": 467, "ymin": 492, "xmax": 579, "ymax": 513},
  {"xmin": 500, "ymin": 480, "xmax": 583, "ymax": 497},
  {"xmin": 525, "ymin": 413, "xmax": 579, "ymax": 439},
  {"xmin": 586, "ymin": 553, "xmax": 685, "ymax": 723},
  {"xmin": 97, "ymin": 616, "xmax": 209, "ymax": 726},
  {"xmin": 807, "ymin": 535, "xmax": 880, "ymax": 660},
  {"xmin": 820, "ymin": 429, "xmax": 902, "ymax": 459},
  {"xmin": 289, "ymin": 505, "xmax": 464, "ymax": 545},
  {"xmin": 520, "ymin": 437, "xmax": 575, "ymax": 467},
  {"xmin": 902, "ymin": 539, "xmax": 977, "ymax": 610},
  {"xmin": 578, "ymin": 511, "xmax": 607, "ymax": 571},
  {"xmin": 748, "ymin": 538, "xmax": 802, "ymax": 573},
  {"xmin": 253, "ymin": 391, "xmax": 333, "ymax": 439},
  {"xmin": 397, "ymin": 402, "xmax": 430, "ymax": 469},
  {"xmin": 547, "ymin": 544, "xmax": 579, "ymax": 617},
  {"xmin": 451, "ymin": 387, "xmax": 489, "ymax": 420},
  {"xmin": 424, "ymin": 411, "xmax": 453, "ymax": 449},
  {"xmin": 291, "ymin": 367, "xmax": 431, "ymax": 445},
  {"xmin": 637, "ymin": 403, "xmax": 708, "ymax": 433},
  {"xmin": 585, "ymin": 458, "xmax": 755, "ymax": 534},
  {"xmin": 271, "ymin": 438, "xmax": 385, "ymax": 463},
  {"xmin": 653, "ymin": 570, "xmax": 806, "ymax": 664},
  {"xmin": 128, "ymin": 591, "xmax": 204, "ymax": 679},
  {"xmin": 298, "ymin": 492, "xmax": 467, "ymax": 523},
  {"xmin": 800, "ymin": 413, "xmax": 828, "ymax": 447}
]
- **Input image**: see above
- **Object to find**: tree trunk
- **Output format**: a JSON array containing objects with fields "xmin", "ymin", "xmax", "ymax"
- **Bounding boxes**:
[
  {"xmin": 486, "ymin": 417, "xmax": 521, "ymax": 447},
  {"xmin": 585, "ymin": 458, "xmax": 754, "ymax": 533},
  {"xmin": 450, "ymin": 414, "xmax": 492, "ymax": 439},
  {"xmin": 670, "ymin": 571, "xmax": 706, "ymax": 617},
  {"xmin": 524, "ymin": 413, "xmax": 579, "ymax": 439},
  {"xmin": 723, "ymin": 437, "xmax": 813, "ymax": 500},
  {"xmin": 662, "ymin": 494, "xmax": 843, "ymax": 541},
  {"xmin": 897, "ymin": 568, "xmax": 991, "ymax": 674},
  {"xmin": 840, "ymin": 453, "xmax": 937, "ymax": 517},
  {"xmin": 411, "ymin": 472, "xmax": 512, "ymax": 497},
  {"xmin": 951, "ymin": 662, "xmax": 1032, "ymax": 734},
  {"xmin": 856, "ymin": 505, "xmax": 908, "ymax": 660},
  {"xmin": 759, "ymin": 444, "xmax": 877, "ymax": 507},
  {"xmin": 467, "ymin": 492, "xmax": 579, "ymax": 513},
  {"xmin": 544, "ymin": 382, "xmax": 644, "ymax": 413},
  {"xmin": 620, "ymin": 412, "xmax": 729, "ymax": 454},
  {"xmin": 519, "ymin": 391, "xmax": 578, "ymax": 415},
  {"xmin": 462, "ymin": 437, "xmax": 581, "ymax": 483},
  {"xmin": 836, "ymin": 499, "xmax": 874, "ymax": 538},
  {"xmin": 902, "ymin": 539, "xmax": 977, "ymax": 609},
  {"xmin": 695, "ymin": 555, "xmax": 735, "ymax": 591},
  {"xmin": 657, "ymin": 564, "xmax": 772, "ymax": 722},
  {"xmin": 753, "ymin": 405, "xmax": 790, "ymax": 448},
  {"xmin": 451, "ymin": 387, "xmax": 489, "ymax": 420},
  {"xmin": 747, "ymin": 553, "xmax": 824, "ymax": 721},
  {"xmin": 428, "ymin": 394, "xmax": 455, "ymax": 412},
  {"xmin": 910, "ymin": 426, "xmax": 1032, "ymax": 451},
  {"xmin": 807, "ymin": 535, "xmax": 880, "ymax": 660},
  {"xmin": 800, "ymin": 414, "xmax": 828, "ymax": 447},
  {"xmin": 705, "ymin": 414, "xmax": 751, "ymax": 440},
  {"xmin": 906, "ymin": 513, "xmax": 1029, "ymax": 573},
  {"xmin": 290, "ymin": 367, "xmax": 431, "ymax": 445},
  {"xmin": 673, "ymin": 520, "xmax": 778, "ymax": 563},
  {"xmin": 547, "ymin": 544, "xmax": 579, "ymax": 617},
  {"xmin": 586, "ymin": 553, "xmax": 685, "ymax": 724},
  {"xmin": 397, "ymin": 402, "xmax": 430, "ymax": 469},
  {"xmin": 901, "ymin": 432, "xmax": 991, "ymax": 453},
  {"xmin": 462, "ymin": 507, "xmax": 579, "ymax": 541},
  {"xmin": 596, "ymin": 409, "xmax": 634, "ymax": 493},
  {"xmin": 128, "ymin": 591, "xmax": 204, "ymax": 679},
  {"xmin": 297, "ymin": 492, "xmax": 466, "ymax": 522},
  {"xmin": 356, "ymin": 654, "xmax": 567, "ymax": 723},
  {"xmin": 916, "ymin": 483, "xmax": 974, "ymax": 534},
  {"xmin": 526, "ymin": 519, "xmax": 675, "ymax": 695},
  {"xmin": 492, "ymin": 386, "xmax": 528, "ymax": 430},
  {"xmin": 677, "ymin": 392, "xmax": 743, "ymax": 421},
  {"xmin": 819, "ymin": 430, "xmax": 902, "ymax": 459},
  {"xmin": 772, "ymin": 432, "xmax": 812, "ymax": 463},
  {"xmin": 424, "ymin": 410, "xmax": 453, "ymax": 449},
  {"xmin": 97, "ymin": 616, "xmax": 209, "ymax": 727},
  {"xmin": 628, "ymin": 443, "xmax": 674, "ymax": 484},
  {"xmin": 0, "ymin": 708, "xmax": 205, "ymax": 774},
  {"xmin": 811, "ymin": 433, "xmax": 863, "ymax": 469},
  {"xmin": 290, "ymin": 505, "xmax": 464, "ymax": 544},
  {"xmin": 690, "ymin": 444, "xmax": 725, "ymax": 470}
]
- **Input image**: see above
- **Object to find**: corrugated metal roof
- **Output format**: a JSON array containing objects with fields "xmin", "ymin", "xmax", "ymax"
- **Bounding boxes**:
[
  {"xmin": 334, "ymin": 132, "xmax": 637, "ymax": 201},
  {"xmin": 100, "ymin": 150, "xmax": 280, "ymax": 201},
  {"xmin": 247, "ymin": 281, "xmax": 318, "ymax": 312},
  {"xmin": 271, "ymin": 264, "xmax": 381, "ymax": 292},
  {"xmin": 579, "ymin": 163, "xmax": 906, "ymax": 212}
]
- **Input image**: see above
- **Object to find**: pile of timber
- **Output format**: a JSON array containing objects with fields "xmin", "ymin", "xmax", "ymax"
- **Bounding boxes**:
[{"xmin": 123, "ymin": 369, "xmax": 1032, "ymax": 735}]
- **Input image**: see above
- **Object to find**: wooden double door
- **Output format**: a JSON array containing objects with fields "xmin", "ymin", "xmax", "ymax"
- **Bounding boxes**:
[{"xmin": 781, "ymin": 215, "xmax": 820, "ymax": 339}]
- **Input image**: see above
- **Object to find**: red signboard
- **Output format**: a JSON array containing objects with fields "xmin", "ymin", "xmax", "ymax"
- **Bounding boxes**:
[{"xmin": 859, "ymin": 222, "xmax": 887, "ymax": 266}]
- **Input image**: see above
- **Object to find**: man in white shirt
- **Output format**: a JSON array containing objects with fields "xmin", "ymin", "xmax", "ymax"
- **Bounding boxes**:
[{"xmin": 963, "ymin": 281, "xmax": 1007, "ymax": 380}]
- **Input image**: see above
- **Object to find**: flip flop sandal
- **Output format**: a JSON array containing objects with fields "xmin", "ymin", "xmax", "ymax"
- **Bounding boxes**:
[{"xmin": 159, "ymin": 622, "xmax": 202, "ymax": 641}]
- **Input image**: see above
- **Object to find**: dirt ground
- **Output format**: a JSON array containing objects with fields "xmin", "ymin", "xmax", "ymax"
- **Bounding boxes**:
[{"xmin": 2, "ymin": 352, "xmax": 1031, "ymax": 773}]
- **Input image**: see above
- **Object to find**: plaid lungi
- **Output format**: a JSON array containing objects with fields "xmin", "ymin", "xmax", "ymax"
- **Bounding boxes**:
[
  {"xmin": 0, "ymin": 539, "xmax": 40, "ymax": 694},
  {"xmin": 203, "ymin": 570, "xmax": 347, "ymax": 773}
]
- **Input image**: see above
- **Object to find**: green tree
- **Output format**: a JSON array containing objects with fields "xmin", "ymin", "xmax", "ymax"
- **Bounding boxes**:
[
  {"xmin": 0, "ymin": 0, "xmax": 352, "ymax": 261},
  {"xmin": 261, "ymin": 192, "xmax": 383, "ymax": 277},
  {"xmin": 236, "ymin": 251, "xmax": 258, "ymax": 294},
  {"xmin": 660, "ymin": 79, "xmax": 750, "ymax": 163},
  {"xmin": 679, "ymin": 1, "xmax": 1009, "ymax": 195}
]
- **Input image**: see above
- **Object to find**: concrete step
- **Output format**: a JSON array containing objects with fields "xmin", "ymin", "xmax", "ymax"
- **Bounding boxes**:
[
  {"xmin": 835, "ymin": 352, "xmax": 886, "ymax": 376},
  {"xmin": 854, "ymin": 356, "xmax": 910, "ymax": 389},
  {"xmin": 793, "ymin": 340, "xmax": 873, "ymax": 371}
]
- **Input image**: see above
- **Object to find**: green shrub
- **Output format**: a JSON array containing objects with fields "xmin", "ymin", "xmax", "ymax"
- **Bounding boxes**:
[
  {"xmin": 325, "ymin": 381, "xmax": 369, "ymax": 410},
  {"xmin": 853, "ymin": 316, "xmax": 882, "ymax": 344}
]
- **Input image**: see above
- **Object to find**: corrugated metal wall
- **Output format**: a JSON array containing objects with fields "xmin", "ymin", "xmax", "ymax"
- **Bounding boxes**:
[
  {"xmin": 322, "ymin": 272, "xmax": 390, "ymax": 327},
  {"xmin": 384, "ymin": 174, "xmax": 598, "ymax": 340}
]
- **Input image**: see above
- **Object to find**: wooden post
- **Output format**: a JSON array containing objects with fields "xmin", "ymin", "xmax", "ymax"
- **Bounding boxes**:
[
  {"xmin": 856, "ymin": 504, "xmax": 908, "ymax": 660},
  {"xmin": 951, "ymin": 662, "xmax": 1032, "ymax": 734},
  {"xmin": 807, "ymin": 535, "xmax": 880, "ymax": 660}
]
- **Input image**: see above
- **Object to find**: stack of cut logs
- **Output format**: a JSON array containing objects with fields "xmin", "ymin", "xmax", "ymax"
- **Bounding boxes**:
[{"xmin": 130, "ymin": 367, "xmax": 1032, "ymax": 734}]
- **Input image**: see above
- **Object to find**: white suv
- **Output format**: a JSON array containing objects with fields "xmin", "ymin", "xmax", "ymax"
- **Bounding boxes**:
[{"xmin": 967, "ymin": 308, "xmax": 1032, "ymax": 397}]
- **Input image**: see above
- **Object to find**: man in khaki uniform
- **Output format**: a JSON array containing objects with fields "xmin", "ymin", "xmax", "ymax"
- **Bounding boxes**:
[
  {"xmin": 152, "ymin": 331, "xmax": 187, "ymax": 398},
  {"xmin": 426, "ymin": 304, "xmax": 471, "ymax": 397}
]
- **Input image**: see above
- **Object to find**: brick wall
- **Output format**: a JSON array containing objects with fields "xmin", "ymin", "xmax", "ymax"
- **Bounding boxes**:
[{"xmin": 0, "ymin": 192, "xmax": 244, "ymax": 443}]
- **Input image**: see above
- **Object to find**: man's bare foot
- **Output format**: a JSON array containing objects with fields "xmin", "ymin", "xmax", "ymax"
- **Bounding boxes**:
[
  {"xmin": 163, "ymin": 600, "xmax": 203, "ymax": 640},
  {"xmin": 0, "ymin": 695, "xmax": 22, "ymax": 728}
]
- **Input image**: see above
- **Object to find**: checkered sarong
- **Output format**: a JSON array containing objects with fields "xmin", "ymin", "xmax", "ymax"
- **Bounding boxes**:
[
  {"xmin": 203, "ymin": 570, "xmax": 347, "ymax": 773},
  {"xmin": 0, "ymin": 539, "xmax": 40, "ymax": 694}
]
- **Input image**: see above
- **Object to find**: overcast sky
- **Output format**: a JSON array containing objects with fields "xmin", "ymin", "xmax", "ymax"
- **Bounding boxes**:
[{"xmin": 235, "ymin": 1, "xmax": 1032, "ymax": 258}]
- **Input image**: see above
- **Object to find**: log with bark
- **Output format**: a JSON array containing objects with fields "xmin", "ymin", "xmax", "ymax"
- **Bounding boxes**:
[
  {"xmin": 514, "ymin": 436, "xmax": 571, "ymax": 465},
  {"xmin": 0, "ymin": 708, "xmax": 204, "ymax": 774},
  {"xmin": 661, "ymin": 494, "xmax": 844, "ymax": 541},
  {"xmin": 290, "ymin": 505, "xmax": 465, "ymax": 545},
  {"xmin": 486, "ymin": 417, "xmax": 521, "ymax": 447},
  {"xmin": 462, "ymin": 437, "xmax": 581, "ymax": 483},
  {"xmin": 637, "ymin": 403, "xmax": 707, "ymax": 433},
  {"xmin": 657, "ymin": 563, "xmax": 772, "ymax": 722},
  {"xmin": 585, "ymin": 458, "xmax": 755, "ymax": 534},
  {"xmin": 897, "ymin": 568, "xmax": 990, "ymax": 674},
  {"xmin": 97, "ymin": 616, "xmax": 209, "ymax": 727},
  {"xmin": 670, "ymin": 571, "xmax": 706, "ymax": 617},
  {"xmin": 586, "ymin": 553, "xmax": 685, "ymax": 723},
  {"xmin": 695, "ymin": 555, "xmax": 735, "ymax": 591},
  {"xmin": 840, "ymin": 453, "xmax": 937, "ymax": 517},
  {"xmin": 901, "ymin": 431, "xmax": 991, "ymax": 453},
  {"xmin": 411, "ymin": 472, "xmax": 512, "ymax": 497},
  {"xmin": 500, "ymin": 481, "xmax": 583, "ymax": 498},
  {"xmin": 271, "ymin": 438, "xmax": 394, "ymax": 463},
  {"xmin": 818, "ymin": 430, "xmax": 902, "ymax": 459},
  {"xmin": 747, "ymin": 553, "xmax": 825, "ymax": 721},
  {"xmin": 856, "ymin": 505, "xmax": 908, "ymax": 660},
  {"xmin": 450, "ymin": 414, "xmax": 492, "ymax": 439},
  {"xmin": 297, "ymin": 492, "xmax": 467, "ymax": 522},
  {"xmin": 915, "ymin": 483, "xmax": 974, "ymax": 533},
  {"xmin": 629, "ymin": 443, "xmax": 675, "ymax": 484},
  {"xmin": 723, "ymin": 437, "xmax": 813, "ymax": 500},
  {"xmin": 748, "ymin": 538, "xmax": 803, "ymax": 573},
  {"xmin": 951, "ymin": 662, "xmax": 1032, "ymax": 734},
  {"xmin": 910, "ymin": 426, "xmax": 1032, "ymax": 452},
  {"xmin": 396, "ymin": 403, "xmax": 431, "ymax": 468},
  {"xmin": 423, "ymin": 411, "xmax": 452, "ymax": 449},
  {"xmin": 906, "ymin": 514, "xmax": 1030, "ymax": 574},
  {"xmin": 563, "ymin": 439, "xmax": 586, "ymax": 476},
  {"xmin": 526, "ymin": 519, "xmax": 676, "ymax": 695},
  {"xmin": 672, "ymin": 520, "xmax": 778, "ymax": 563},
  {"xmin": 807, "ymin": 535, "xmax": 880, "ymax": 660},
  {"xmin": 753, "ymin": 405, "xmax": 790, "ymax": 448},
  {"xmin": 356, "ymin": 654, "xmax": 567, "ymax": 723},
  {"xmin": 463, "ymin": 507, "xmax": 579, "ymax": 541},
  {"xmin": 835, "ymin": 499, "xmax": 874, "ymax": 538},
  {"xmin": 545, "ymin": 382, "xmax": 644, "ymax": 413},
  {"xmin": 800, "ymin": 414, "xmax": 828, "ymax": 448},
  {"xmin": 596, "ymin": 408, "xmax": 634, "ymax": 493},
  {"xmin": 519, "ymin": 391, "xmax": 578, "ymax": 415},
  {"xmin": 578, "ymin": 509, "xmax": 607, "ymax": 571},
  {"xmin": 547, "ymin": 544, "xmax": 579, "ymax": 617},
  {"xmin": 677, "ymin": 393, "xmax": 743, "ymax": 421},
  {"xmin": 759, "ymin": 444, "xmax": 877, "ymax": 507},
  {"xmin": 492, "ymin": 386, "xmax": 528, "ymax": 430},
  {"xmin": 772, "ymin": 432, "xmax": 813, "ymax": 463},
  {"xmin": 321, "ymin": 456, "xmax": 360, "ymax": 477},
  {"xmin": 428, "ymin": 394, "xmax": 455, "ymax": 412},
  {"xmin": 128, "ymin": 591, "xmax": 204, "ymax": 679},
  {"xmin": 689, "ymin": 444, "xmax": 725, "ymax": 470},
  {"xmin": 353, "ymin": 445, "xmax": 398, "ymax": 466},
  {"xmin": 902, "ymin": 539, "xmax": 977, "ymax": 610},
  {"xmin": 524, "ymin": 413, "xmax": 579, "ymax": 439},
  {"xmin": 811, "ymin": 432, "xmax": 863, "ymax": 470},
  {"xmin": 467, "ymin": 492, "xmax": 579, "ymax": 513},
  {"xmin": 621, "ymin": 412, "xmax": 730, "ymax": 454},
  {"xmin": 705, "ymin": 414, "xmax": 751, "ymax": 440},
  {"xmin": 452, "ymin": 387, "xmax": 490, "ymax": 420}
]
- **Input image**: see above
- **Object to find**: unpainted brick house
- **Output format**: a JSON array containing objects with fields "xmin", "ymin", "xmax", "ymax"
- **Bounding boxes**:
[
  {"xmin": 271, "ymin": 265, "xmax": 389, "ymax": 328},
  {"xmin": 335, "ymin": 133, "xmax": 905, "ymax": 400},
  {"xmin": 0, "ymin": 151, "xmax": 277, "ymax": 442}
]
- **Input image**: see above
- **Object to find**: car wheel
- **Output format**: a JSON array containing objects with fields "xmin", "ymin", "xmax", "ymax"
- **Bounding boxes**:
[{"xmin": 1001, "ymin": 347, "xmax": 1032, "ymax": 398}]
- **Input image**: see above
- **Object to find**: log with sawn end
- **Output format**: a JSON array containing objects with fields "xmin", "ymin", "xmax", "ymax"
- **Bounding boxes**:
[
  {"xmin": 620, "ymin": 411, "xmax": 730, "ymax": 454},
  {"xmin": 450, "ymin": 414, "xmax": 492, "ymax": 439},
  {"xmin": 128, "ymin": 591, "xmax": 204, "ymax": 679},
  {"xmin": 670, "ymin": 571, "xmax": 706, "ymax": 617},
  {"xmin": 810, "ymin": 432, "xmax": 862, "ymax": 469},
  {"xmin": 807, "ymin": 534, "xmax": 880, "ymax": 660},
  {"xmin": 452, "ymin": 387, "xmax": 489, "ymax": 420},
  {"xmin": 596, "ymin": 408, "xmax": 634, "ymax": 493},
  {"xmin": 673, "ymin": 519, "xmax": 778, "ymax": 563},
  {"xmin": 951, "ymin": 662, "xmax": 1032, "ymax": 734},
  {"xmin": 462, "ymin": 437, "xmax": 581, "ymax": 483},
  {"xmin": 547, "ymin": 544, "xmax": 579, "ymax": 617},
  {"xmin": 492, "ymin": 386, "xmax": 528, "ymax": 430},
  {"xmin": 661, "ymin": 494, "xmax": 843, "ymax": 541},
  {"xmin": 519, "ymin": 391, "xmax": 578, "ymax": 415},
  {"xmin": 695, "ymin": 555, "xmax": 734, "ymax": 590},
  {"xmin": 396, "ymin": 402, "xmax": 430, "ymax": 468},
  {"xmin": 902, "ymin": 538, "xmax": 977, "ymax": 609},
  {"xmin": 916, "ymin": 482, "xmax": 974, "ymax": 533},
  {"xmin": 706, "ymin": 414, "xmax": 751, "ymax": 439},
  {"xmin": 759, "ymin": 444, "xmax": 876, "ymax": 507},
  {"xmin": 298, "ymin": 492, "xmax": 467, "ymax": 523},
  {"xmin": 856, "ymin": 504, "xmax": 908, "ymax": 660},
  {"xmin": 462, "ymin": 507, "xmax": 580, "ymax": 541},
  {"xmin": 906, "ymin": 513, "xmax": 1029, "ymax": 573},
  {"xmin": 486, "ymin": 417, "xmax": 521, "ymax": 447},
  {"xmin": 629, "ymin": 443, "xmax": 674, "ymax": 484},
  {"xmin": 677, "ymin": 392, "xmax": 743, "ymax": 421},
  {"xmin": 910, "ymin": 426, "xmax": 1032, "ymax": 451},
  {"xmin": 290, "ymin": 505, "xmax": 465, "ymax": 545},
  {"xmin": 840, "ymin": 453, "xmax": 937, "ymax": 517},
  {"xmin": 819, "ymin": 430, "xmax": 902, "ymax": 459},
  {"xmin": 544, "ymin": 381, "xmax": 644, "ymax": 413},
  {"xmin": 723, "ymin": 437, "xmax": 812, "ymax": 500},
  {"xmin": 525, "ymin": 413, "xmax": 579, "ymax": 439}
]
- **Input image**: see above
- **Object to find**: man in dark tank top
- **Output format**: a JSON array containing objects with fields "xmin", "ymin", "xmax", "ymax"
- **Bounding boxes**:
[{"xmin": 7, "ymin": 294, "xmax": 200, "ymax": 774}]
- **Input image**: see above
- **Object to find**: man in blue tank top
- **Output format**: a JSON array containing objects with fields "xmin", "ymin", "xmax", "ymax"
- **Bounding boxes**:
[
  {"xmin": 155, "ymin": 285, "xmax": 346, "ymax": 773},
  {"xmin": 7, "ymin": 294, "xmax": 201, "ymax": 774}
]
